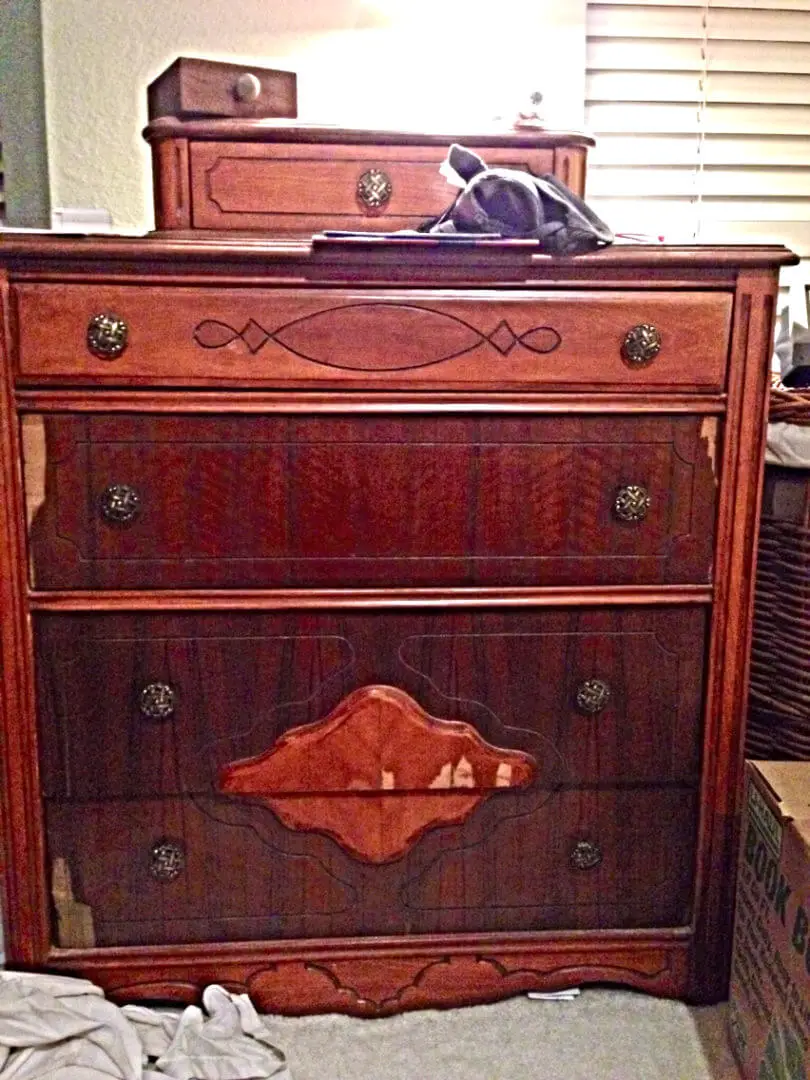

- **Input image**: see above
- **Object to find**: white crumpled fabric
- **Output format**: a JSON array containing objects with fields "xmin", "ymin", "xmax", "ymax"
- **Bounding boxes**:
[
  {"xmin": 126, "ymin": 985, "xmax": 291, "ymax": 1080},
  {"xmin": 766, "ymin": 420, "xmax": 810, "ymax": 468},
  {"xmin": 0, "ymin": 972, "xmax": 291, "ymax": 1079}
]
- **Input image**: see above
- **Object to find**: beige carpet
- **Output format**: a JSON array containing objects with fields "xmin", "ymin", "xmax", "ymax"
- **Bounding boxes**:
[{"xmin": 260, "ymin": 989, "xmax": 741, "ymax": 1080}]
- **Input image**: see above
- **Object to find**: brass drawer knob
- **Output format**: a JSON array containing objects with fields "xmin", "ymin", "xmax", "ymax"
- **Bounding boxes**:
[
  {"xmin": 149, "ymin": 840, "xmax": 185, "ymax": 882},
  {"xmin": 576, "ymin": 678, "xmax": 611, "ymax": 715},
  {"xmin": 87, "ymin": 313, "xmax": 128, "ymax": 359},
  {"xmin": 139, "ymin": 682, "xmax": 176, "ymax": 720},
  {"xmin": 357, "ymin": 168, "xmax": 393, "ymax": 211},
  {"xmin": 99, "ymin": 484, "xmax": 141, "ymax": 525},
  {"xmin": 621, "ymin": 323, "xmax": 661, "ymax": 366},
  {"xmin": 614, "ymin": 484, "xmax": 651, "ymax": 523},
  {"xmin": 569, "ymin": 839, "xmax": 603, "ymax": 871}
]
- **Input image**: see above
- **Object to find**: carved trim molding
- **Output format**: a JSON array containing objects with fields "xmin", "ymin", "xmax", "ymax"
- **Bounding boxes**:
[
  {"xmin": 193, "ymin": 303, "xmax": 562, "ymax": 370},
  {"xmin": 218, "ymin": 684, "xmax": 535, "ymax": 862},
  {"xmin": 97, "ymin": 943, "xmax": 683, "ymax": 1017}
]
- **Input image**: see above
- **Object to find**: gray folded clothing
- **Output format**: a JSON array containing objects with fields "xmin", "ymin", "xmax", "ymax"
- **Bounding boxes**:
[{"xmin": 424, "ymin": 143, "xmax": 614, "ymax": 255}]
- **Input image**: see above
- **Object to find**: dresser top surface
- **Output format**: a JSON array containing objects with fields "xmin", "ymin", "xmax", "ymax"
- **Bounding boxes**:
[
  {"xmin": 142, "ymin": 117, "xmax": 597, "ymax": 147},
  {"xmin": 0, "ymin": 235, "xmax": 798, "ymax": 280}
]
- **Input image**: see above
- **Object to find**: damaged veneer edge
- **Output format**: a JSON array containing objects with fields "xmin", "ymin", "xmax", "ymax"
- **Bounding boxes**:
[
  {"xmin": 21, "ymin": 415, "xmax": 46, "ymax": 588},
  {"xmin": 52, "ymin": 858, "xmax": 96, "ymax": 949},
  {"xmin": 24, "ymin": 422, "xmax": 94, "ymax": 949}
]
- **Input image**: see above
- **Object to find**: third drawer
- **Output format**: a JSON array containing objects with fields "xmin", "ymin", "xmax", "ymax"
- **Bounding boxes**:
[{"xmin": 35, "ymin": 604, "xmax": 707, "ymax": 801}]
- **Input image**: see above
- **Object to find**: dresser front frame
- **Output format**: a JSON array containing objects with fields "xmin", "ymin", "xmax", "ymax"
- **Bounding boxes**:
[{"xmin": 0, "ymin": 240, "xmax": 790, "ymax": 1013}]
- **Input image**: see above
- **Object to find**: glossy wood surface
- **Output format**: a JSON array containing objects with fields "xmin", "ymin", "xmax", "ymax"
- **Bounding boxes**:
[
  {"xmin": 145, "ymin": 122, "xmax": 592, "ymax": 232},
  {"xmin": 49, "ymin": 934, "xmax": 692, "ymax": 1016},
  {"xmin": 13, "ymin": 285, "xmax": 732, "ymax": 390},
  {"xmin": 189, "ymin": 143, "xmax": 559, "ymax": 233},
  {"xmin": 0, "ymin": 235, "xmax": 793, "ymax": 1014},
  {"xmin": 28, "ymin": 584, "xmax": 714, "ymax": 611},
  {"xmin": 46, "ymin": 787, "xmax": 697, "ymax": 948},
  {"xmin": 218, "ymin": 684, "xmax": 536, "ymax": 863},
  {"xmin": 143, "ymin": 120, "xmax": 597, "ymax": 149},
  {"xmin": 36, "ymin": 606, "xmax": 703, "ymax": 947},
  {"xmin": 0, "ymin": 274, "xmax": 50, "ymax": 966},
  {"xmin": 0, "ymin": 236, "xmax": 796, "ymax": 280},
  {"xmin": 25, "ymin": 413, "xmax": 717, "ymax": 589},
  {"xmin": 35, "ymin": 606, "xmax": 707, "ymax": 800}
]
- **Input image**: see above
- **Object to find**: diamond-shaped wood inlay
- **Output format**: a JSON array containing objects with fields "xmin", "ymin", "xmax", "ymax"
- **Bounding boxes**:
[{"xmin": 218, "ymin": 685, "xmax": 536, "ymax": 863}]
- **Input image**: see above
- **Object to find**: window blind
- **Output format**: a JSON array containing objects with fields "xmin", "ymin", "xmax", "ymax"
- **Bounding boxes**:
[{"xmin": 585, "ymin": 0, "xmax": 810, "ymax": 261}]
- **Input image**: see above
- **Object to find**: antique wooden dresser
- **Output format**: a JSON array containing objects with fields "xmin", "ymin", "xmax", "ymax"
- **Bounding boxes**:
[{"xmin": 0, "ymin": 230, "xmax": 795, "ymax": 1015}]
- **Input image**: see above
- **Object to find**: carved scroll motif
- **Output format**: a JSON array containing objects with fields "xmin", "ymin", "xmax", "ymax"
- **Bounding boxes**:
[
  {"xmin": 193, "ymin": 303, "xmax": 562, "ymax": 370},
  {"xmin": 218, "ymin": 685, "xmax": 536, "ymax": 863}
]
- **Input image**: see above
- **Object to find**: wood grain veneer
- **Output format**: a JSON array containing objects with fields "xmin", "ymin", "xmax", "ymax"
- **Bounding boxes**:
[
  {"xmin": 14, "ymin": 286, "xmax": 731, "ymax": 390},
  {"xmin": 24, "ymin": 413, "xmax": 717, "ymax": 590},
  {"xmin": 0, "ymin": 234, "xmax": 796, "ymax": 1015}
]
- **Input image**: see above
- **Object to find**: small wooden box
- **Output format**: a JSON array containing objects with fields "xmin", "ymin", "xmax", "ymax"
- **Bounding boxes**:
[{"xmin": 147, "ymin": 57, "xmax": 297, "ymax": 121}]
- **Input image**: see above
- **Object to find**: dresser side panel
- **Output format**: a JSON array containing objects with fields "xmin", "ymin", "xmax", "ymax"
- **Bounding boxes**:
[
  {"xmin": 690, "ymin": 267, "xmax": 779, "ymax": 1003},
  {"xmin": 0, "ymin": 272, "xmax": 49, "ymax": 962}
]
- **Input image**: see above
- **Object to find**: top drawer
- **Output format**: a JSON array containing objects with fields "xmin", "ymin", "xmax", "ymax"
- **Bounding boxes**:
[
  {"xmin": 187, "ymin": 142, "xmax": 566, "ymax": 232},
  {"xmin": 14, "ymin": 286, "xmax": 732, "ymax": 391}
]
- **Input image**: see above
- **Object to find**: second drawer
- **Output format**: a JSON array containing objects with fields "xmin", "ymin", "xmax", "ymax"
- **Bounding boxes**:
[{"xmin": 24, "ymin": 412, "xmax": 719, "ymax": 589}]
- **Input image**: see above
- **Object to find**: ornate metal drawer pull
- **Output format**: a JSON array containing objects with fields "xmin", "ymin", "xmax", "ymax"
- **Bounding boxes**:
[
  {"xmin": 569, "ymin": 839, "xmax": 603, "ymax": 871},
  {"xmin": 613, "ymin": 484, "xmax": 651, "ymax": 523},
  {"xmin": 149, "ymin": 840, "xmax": 185, "ymax": 882},
  {"xmin": 99, "ymin": 484, "xmax": 141, "ymax": 525},
  {"xmin": 139, "ymin": 682, "xmax": 176, "ymax": 720},
  {"xmin": 576, "ymin": 678, "xmax": 611, "ymax": 715},
  {"xmin": 621, "ymin": 323, "xmax": 661, "ymax": 367},
  {"xmin": 87, "ymin": 313, "xmax": 129, "ymax": 359},
  {"xmin": 357, "ymin": 168, "xmax": 393, "ymax": 211}
]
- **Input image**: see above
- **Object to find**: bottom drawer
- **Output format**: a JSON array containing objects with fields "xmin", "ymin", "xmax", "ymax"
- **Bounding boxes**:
[
  {"xmin": 36, "ymin": 605, "xmax": 706, "ymax": 950},
  {"xmin": 47, "ymin": 787, "xmax": 698, "ymax": 948}
]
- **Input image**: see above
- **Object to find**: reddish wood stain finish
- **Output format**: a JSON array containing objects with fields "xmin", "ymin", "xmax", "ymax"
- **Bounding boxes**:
[
  {"xmin": 25, "ymin": 413, "xmax": 717, "ymax": 590},
  {"xmin": 218, "ymin": 684, "xmax": 535, "ymax": 862},
  {"xmin": 142, "ymin": 121, "xmax": 592, "ymax": 234},
  {"xmin": 14, "ymin": 285, "xmax": 731, "ymax": 390},
  {"xmin": 147, "ymin": 60, "xmax": 298, "ymax": 123},
  {"xmin": 0, "ymin": 235, "xmax": 796, "ymax": 1015}
]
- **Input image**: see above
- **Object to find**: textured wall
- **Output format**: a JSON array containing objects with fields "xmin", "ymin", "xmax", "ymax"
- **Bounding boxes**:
[
  {"xmin": 0, "ymin": 0, "xmax": 50, "ymax": 226},
  {"xmin": 40, "ymin": 0, "xmax": 585, "ymax": 231}
]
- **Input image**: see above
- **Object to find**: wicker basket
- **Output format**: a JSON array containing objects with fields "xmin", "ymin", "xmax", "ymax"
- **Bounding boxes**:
[
  {"xmin": 747, "ymin": 384, "xmax": 810, "ymax": 758},
  {"xmin": 769, "ymin": 386, "xmax": 810, "ymax": 425}
]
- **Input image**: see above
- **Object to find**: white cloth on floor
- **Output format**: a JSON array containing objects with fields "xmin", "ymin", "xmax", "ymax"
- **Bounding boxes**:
[
  {"xmin": 118, "ymin": 1008, "xmax": 178, "ymax": 1064},
  {"xmin": 0, "ymin": 971, "xmax": 143, "ymax": 1079},
  {"xmin": 0, "ymin": 972, "xmax": 291, "ymax": 1079},
  {"xmin": 125, "ymin": 985, "xmax": 291, "ymax": 1080}
]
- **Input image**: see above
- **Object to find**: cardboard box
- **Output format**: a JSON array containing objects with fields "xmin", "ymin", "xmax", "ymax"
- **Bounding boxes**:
[{"xmin": 728, "ymin": 761, "xmax": 810, "ymax": 1080}]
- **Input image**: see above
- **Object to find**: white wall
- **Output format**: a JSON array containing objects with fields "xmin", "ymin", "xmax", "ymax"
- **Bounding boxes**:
[{"xmin": 40, "ymin": 0, "xmax": 586, "ymax": 231}]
